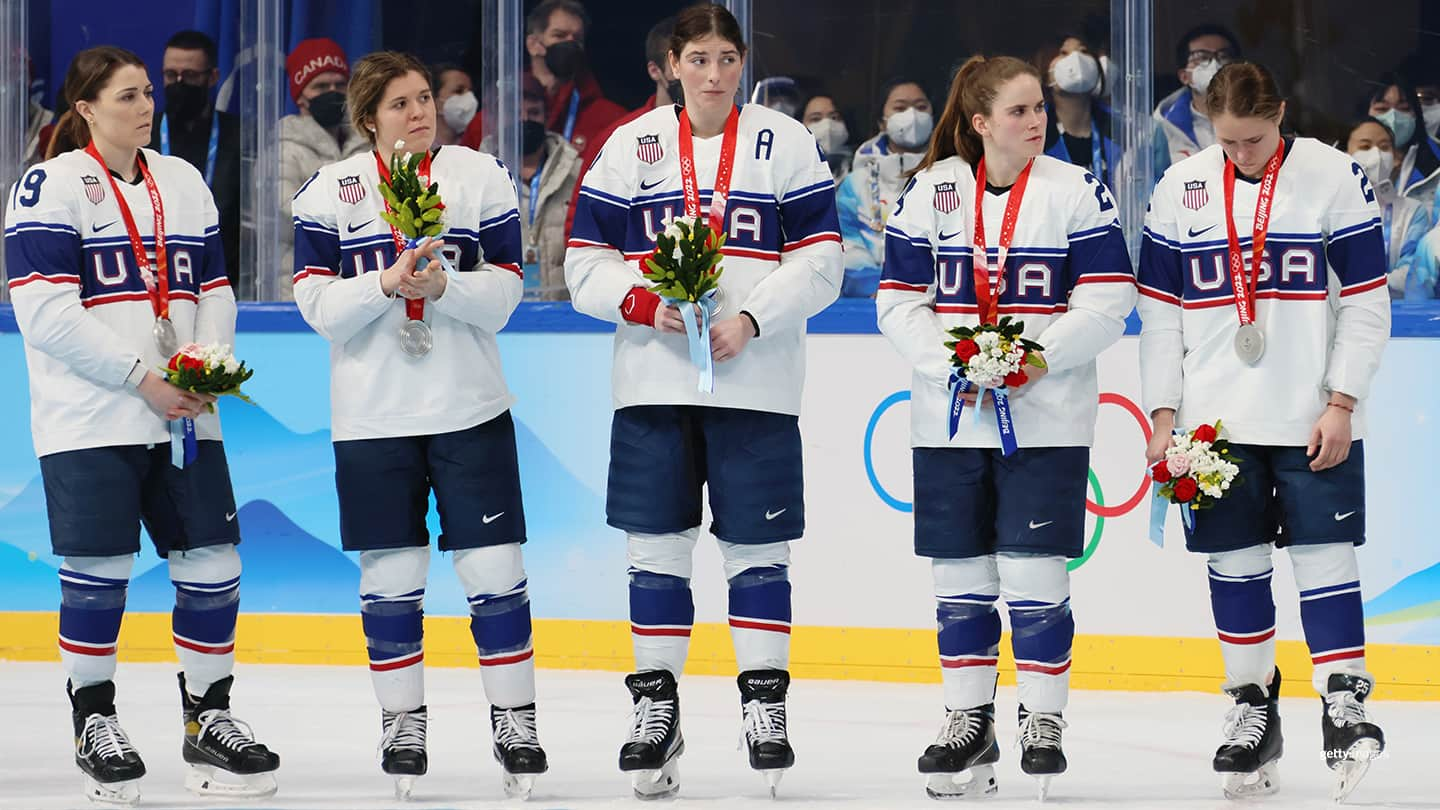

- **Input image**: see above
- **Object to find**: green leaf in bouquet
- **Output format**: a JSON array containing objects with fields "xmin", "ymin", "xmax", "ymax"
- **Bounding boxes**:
[
  {"xmin": 377, "ymin": 184, "xmax": 401, "ymax": 208},
  {"xmin": 421, "ymin": 207, "xmax": 443, "ymax": 223},
  {"xmin": 422, "ymin": 223, "xmax": 444, "ymax": 238},
  {"xmin": 1026, "ymin": 353, "xmax": 1048, "ymax": 369},
  {"xmin": 380, "ymin": 211, "xmax": 405, "ymax": 231}
]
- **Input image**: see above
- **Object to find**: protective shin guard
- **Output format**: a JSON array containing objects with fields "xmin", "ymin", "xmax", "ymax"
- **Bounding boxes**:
[
  {"xmin": 999, "ymin": 554, "xmax": 1073, "ymax": 713},
  {"xmin": 359, "ymin": 548, "xmax": 428, "ymax": 712},
  {"xmin": 59, "ymin": 555, "xmax": 135, "ymax": 688},
  {"xmin": 168, "ymin": 545, "xmax": 242, "ymax": 696},
  {"xmin": 721, "ymin": 541, "xmax": 793, "ymax": 671},
  {"xmin": 1290, "ymin": 543, "xmax": 1369, "ymax": 694},
  {"xmin": 454, "ymin": 544, "xmax": 536, "ymax": 709},
  {"xmin": 932, "ymin": 556, "xmax": 1001, "ymax": 710},
  {"xmin": 1207, "ymin": 544, "xmax": 1278, "ymax": 691},
  {"xmin": 628, "ymin": 530, "xmax": 698, "ymax": 676}
]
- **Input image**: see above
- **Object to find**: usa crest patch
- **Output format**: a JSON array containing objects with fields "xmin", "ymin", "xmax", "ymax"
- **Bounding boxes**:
[
  {"xmin": 1182, "ymin": 180, "xmax": 1209, "ymax": 210},
  {"xmin": 81, "ymin": 175, "xmax": 105, "ymax": 204},
  {"xmin": 933, "ymin": 181, "xmax": 960, "ymax": 214},
  {"xmin": 338, "ymin": 175, "xmax": 366, "ymax": 204},
  {"xmin": 636, "ymin": 134, "xmax": 663, "ymax": 165}
]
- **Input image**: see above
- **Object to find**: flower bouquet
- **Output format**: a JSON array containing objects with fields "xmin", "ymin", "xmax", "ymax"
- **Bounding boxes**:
[
  {"xmin": 376, "ymin": 140, "xmax": 454, "ymax": 356},
  {"xmin": 642, "ymin": 215, "xmax": 727, "ymax": 392},
  {"xmin": 943, "ymin": 316, "xmax": 1047, "ymax": 452},
  {"xmin": 161, "ymin": 343, "xmax": 255, "ymax": 468},
  {"xmin": 1148, "ymin": 420, "xmax": 1241, "ymax": 542}
]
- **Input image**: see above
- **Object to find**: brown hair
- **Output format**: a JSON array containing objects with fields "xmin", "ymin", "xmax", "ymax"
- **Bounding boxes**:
[
  {"xmin": 669, "ymin": 3, "xmax": 747, "ymax": 61},
  {"xmin": 913, "ymin": 55, "xmax": 1041, "ymax": 174},
  {"xmin": 46, "ymin": 46, "xmax": 147, "ymax": 160},
  {"xmin": 1204, "ymin": 61, "xmax": 1284, "ymax": 122},
  {"xmin": 348, "ymin": 51, "xmax": 431, "ymax": 146}
]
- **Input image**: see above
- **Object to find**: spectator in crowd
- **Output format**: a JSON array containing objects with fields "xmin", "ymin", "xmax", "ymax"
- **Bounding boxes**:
[
  {"xmin": 1419, "ymin": 81, "xmax": 1440, "ymax": 142},
  {"xmin": 1410, "ymin": 215, "xmax": 1440, "ymax": 300},
  {"xmin": 751, "ymin": 76, "xmax": 803, "ymax": 118},
  {"xmin": 278, "ymin": 38, "xmax": 369, "ymax": 300},
  {"xmin": 835, "ymin": 78, "xmax": 933, "ymax": 297},
  {"xmin": 568, "ymin": 15, "xmax": 678, "ymax": 236},
  {"xmin": 483, "ymin": 75, "xmax": 582, "ymax": 301},
  {"xmin": 1345, "ymin": 118, "xmax": 1432, "ymax": 298},
  {"xmin": 463, "ymin": 0, "xmax": 625, "ymax": 156},
  {"xmin": 1153, "ymin": 24, "xmax": 1240, "ymax": 165},
  {"xmin": 1038, "ymin": 34, "xmax": 1117, "ymax": 190},
  {"xmin": 23, "ymin": 56, "xmax": 54, "ymax": 167},
  {"xmin": 1366, "ymin": 75, "xmax": 1440, "ymax": 204},
  {"xmin": 431, "ymin": 63, "xmax": 477, "ymax": 146},
  {"xmin": 802, "ymin": 93, "xmax": 851, "ymax": 182},
  {"xmin": 147, "ymin": 31, "xmax": 241, "ymax": 290}
]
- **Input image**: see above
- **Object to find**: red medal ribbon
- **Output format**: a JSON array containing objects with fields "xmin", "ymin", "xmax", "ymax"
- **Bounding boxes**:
[
  {"xmin": 971, "ymin": 157, "xmax": 1034, "ymax": 325},
  {"xmin": 677, "ymin": 105, "xmax": 740, "ymax": 235},
  {"xmin": 86, "ymin": 142, "xmax": 169, "ymax": 321},
  {"xmin": 1222, "ymin": 139, "xmax": 1284, "ymax": 328},
  {"xmin": 375, "ymin": 149, "xmax": 435, "ymax": 321}
]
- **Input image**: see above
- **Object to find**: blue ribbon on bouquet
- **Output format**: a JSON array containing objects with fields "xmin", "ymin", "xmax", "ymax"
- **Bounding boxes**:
[
  {"xmin": 403, "ymin": 235, "xmax": 459, "ymax": 275},
  {"xmin": 674, "ymin": 290, "xmax": 718, "ymax": 394},
  {"xmin": 1146, "ymin": 431, "xmax": 1195, "ymax": 547},
  {"xmin": 170, "ymin": 417, "xmax": 198, "ymax": 469},
  {"xmin": 946, "ymin": 371, "xmax": 1019, "ymax": 456}
]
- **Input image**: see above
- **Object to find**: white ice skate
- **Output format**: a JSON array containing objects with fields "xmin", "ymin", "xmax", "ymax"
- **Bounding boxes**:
[{"xmin": 1331, "ymin": 737, "xmax": 1381, "ymax": 804}]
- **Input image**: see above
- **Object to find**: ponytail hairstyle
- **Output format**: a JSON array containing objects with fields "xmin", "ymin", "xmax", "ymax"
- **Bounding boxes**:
[
  {"xmin": 348, "ymin": 51, "xmax": 431, "ymax": 147},
  {"xmin": 913, "ymin": 55, "xmax": 1041, "ymax": 175},
  {"xmin": 1204, "ymin": 61, "xmax": 1285, "ymax": 122},
  {"xmin": 46, "ymin": 46, "xmax": 147, "ymax": 160}
]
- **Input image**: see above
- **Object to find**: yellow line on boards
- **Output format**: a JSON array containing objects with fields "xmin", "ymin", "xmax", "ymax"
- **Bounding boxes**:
[{"xmin": 2, "ymin": 612, "xmax": 1435, "ymax": 701}]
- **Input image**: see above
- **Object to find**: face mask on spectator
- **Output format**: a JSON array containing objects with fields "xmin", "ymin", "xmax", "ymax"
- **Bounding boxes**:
[
  {"xmin": 309, "ymin": 91, "xmax": 347, "ymax": 128},
  {"xmin": 809, "ymin": 117, "xmax": 849, "ymax": 153},
  {"xmin": 545, "ymin": 40, "xmax": 585, "ymax": 82},
  {"xmin": 442, "ymin": 91, "xmax": 478, "ymax": 132},
  {"xmin": 666, "ymin": 79, "xmax": 685, "ymax": 106},
  {"xmin": 522, "ymin": 120, "xmax": 547, "ymax": 155},
  {"xmin": 1375, "ymin": 108, "xmax": 1416, "ymax": 147},
  {"xmin": 886, "ymin": 107, "xmax": 933, "ymax": 150},
  {"xmin": 1351, "ymin": 146, "xmax": 1394, "ymax": 190},
  {"xmin": 1052, "ymin": 51, "xmax": 1100, "ymax": 95},
  {"xmin": 1422, "ymin": 102, "xmax": 1440, "ymax": 138},
  {"xmin": 1189, "ymin": 59, "xmax": 1221, "ymax": 97},
  {"xmin": 164, "ymin": 81, "xmax": 209, "ymax": 123},
  {"xmin": 1095, "ymin": 54, "xmax": 1115, "ymax": 98}
]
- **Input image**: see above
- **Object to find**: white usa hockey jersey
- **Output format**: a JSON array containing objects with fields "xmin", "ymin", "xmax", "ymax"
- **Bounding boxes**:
[
  {"xmin": 565, "ymin": 103, "xmax": 842, "ymax": 415},
  {"xmin": 291, "ymin": 145, "xmax": 524, "ymax": 442},
  {"xmin": 1137, "ymin": 139, "xmax": 1391, "ymax": 446},
  {"xmin": 876, "ymin": 155, "xmax": 1136, "ymax": 449},
  {"xmin": 6, "ymin": 148, "xmax": 233, "ymax": 457}
]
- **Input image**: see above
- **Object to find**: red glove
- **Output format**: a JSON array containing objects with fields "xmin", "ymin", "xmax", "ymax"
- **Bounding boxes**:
[{"xmin": 621, "ymin": 287, "xmax": 661, "ymax": 327}]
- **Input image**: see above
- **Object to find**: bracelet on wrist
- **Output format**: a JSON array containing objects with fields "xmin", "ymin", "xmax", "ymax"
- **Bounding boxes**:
[{"xmin": 1327, "ymin": 401, "xmax": 1355, "ymax": 413}]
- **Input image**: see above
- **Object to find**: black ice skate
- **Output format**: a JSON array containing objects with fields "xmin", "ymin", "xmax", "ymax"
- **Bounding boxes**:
[
  {"xmin": 179, "ymin": 674, "xmax": 279, "ymax": 799},
  {"xmin": 379, "ymin": 706, "xmax": 428, "ymax": 800},
  {"xmin": 1017, "ymin": 706, "xmax": 1068, "ymax": 801},
  {"xmin": 69, "ymin": 680, "xmax": 146, "ymax": 807},
  {"xmin": 490, "ymin": 703, "xmax": 548, "ymax": 799},
  {"xmin": 1322, "ymin": 672, "xmax": 1385, "ymax": 803},
  {"xmin": 917, "ymin": 703, "xmax": 1000, "ymax": 800},
  {"xmin": 1213, "ymin": 668, "xmax": 1283, "ymax": 799},
  {"xmin": 738, "ymin": 669, "xmax": 795, "ymax": 796},
  {"xmin": 619, "ymin": 670, "xmax": 684, "ymax": 800}
]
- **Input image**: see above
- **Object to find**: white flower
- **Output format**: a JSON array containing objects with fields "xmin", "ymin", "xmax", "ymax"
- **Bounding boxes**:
[
  {"xmin": 222, "ymin": 357, "xmax": 239, "ymax": 374},
  {"xmin": 975, "ymin": 331, "xmax": 1001, "ymax": 351},
  {"xmin": 661, "ymin": 214, "xmax": 699, "ymax": 242},
  {"xmin": 393, "ymin": 139, "xmax": 406, "ymax": 151}
]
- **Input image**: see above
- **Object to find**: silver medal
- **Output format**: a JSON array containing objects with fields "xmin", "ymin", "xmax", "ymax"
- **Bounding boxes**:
[
  {"xmin": 152, "ymin": 318, "xmax": 179, "ymax": 357},
  {"xmin": 709, "ymin": 286, "xmax": 726, "ymax": 317},
  {"xmin": 1234, "ymin": 323, "xmax": 1265, "ymax": 365},
  {"xmin": 399, "ymin": 320, "xmax": 434, "ymax": 357}
]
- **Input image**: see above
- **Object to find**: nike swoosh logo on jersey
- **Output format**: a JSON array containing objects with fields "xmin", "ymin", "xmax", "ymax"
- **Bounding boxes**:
[
  {"xmin": 1028, "ymin": 520, "xmax": 1054, "ymax": 530},
  {"xmin": 1187, "ymin": 224, "xmax": 1218, "ymax": 238},
  {"xmin": 225, "ymin": 512, "xmax": 237, "ymax": 522},
  {"xmin": 1334, "ymin": 511, "xmax": 1357, "ymax": 521},
  {"xmin": 347, "ymin": 220, "xmax": 375, "ymax": 233},
  {"xmin": 92, "ymin": 220, "xmax": 117, "ymax": 232},
  {"xmin": 483, "ymin": 512, "xmax": 505, "ymax": 524},
  {"xmin": 938, "ymin": 230, "xmax": 963, "ymax": 241},
  {"xmin": 639, "ymin": 177, "xmax": 668, "ymax": 190},
  {"xmin": 765, "ymin": 508, "xmax": 787, "ymax": 521}
]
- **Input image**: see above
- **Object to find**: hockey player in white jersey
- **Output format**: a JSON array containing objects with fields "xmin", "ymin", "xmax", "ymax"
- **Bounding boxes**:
[
  {"xmin": 565, "ymin": 3, "xmax": 841, "ymax": 799},
  {"xmin": 877, "ymin": 55, "xmax": 1135, "ymax": 802},
  {"xmin": 291, "ymin": 51, "xmax": 546, "ymax": 801},
  {"xmin": 1138, "ymin": 62, "xmax": 1390, "ymax": 803},
  {"xmin": 5, "ymin": 47, "xmax": 279, "ymax": 805}
]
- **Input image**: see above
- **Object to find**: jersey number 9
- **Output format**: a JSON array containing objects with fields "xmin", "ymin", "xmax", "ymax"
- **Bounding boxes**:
[{"xmin": 12, "ymin": 169, "xmax": 45, "ymax": 208}]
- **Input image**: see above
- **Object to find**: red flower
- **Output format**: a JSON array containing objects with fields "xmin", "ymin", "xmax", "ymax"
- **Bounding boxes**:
[
  {"xmin": 168, "ymin": 353, "xmax": 181, "ymax": 371},
  {"xmin": 1192, "ymin": 424, "xmax": 1218, "ymax": 444},
  {"xmin": 1003, "ymin": 370, "xmax": 1029, "ymax": 388},
  {"xmin": 1151, "ymin": 460, "xmax": 1172, "ymax": 484},
  {"xmin": 955, "ymin": 339, "xmax": 979, "ymax": 362},
  {"xmin": 180, "ymin": 355, "xmax": 203, "ymax": 373},
  {"xmin": 1173, "ymin": 477, "xmax": 1198, "ymax": 502}
]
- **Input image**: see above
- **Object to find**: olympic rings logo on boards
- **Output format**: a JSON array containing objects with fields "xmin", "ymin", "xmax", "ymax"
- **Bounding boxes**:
[{"xmin": 862, "ymin": 391, "xmax": 1153, "ymax": 571}]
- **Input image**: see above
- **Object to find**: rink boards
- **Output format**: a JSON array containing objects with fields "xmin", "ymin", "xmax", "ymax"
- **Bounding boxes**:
[{"xmin": 1, "ymin": 303, "xmax": 1437, "ymax": 699}]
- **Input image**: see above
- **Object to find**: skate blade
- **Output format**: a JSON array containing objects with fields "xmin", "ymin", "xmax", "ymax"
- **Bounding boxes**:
[
  {"xmin": 1331, "ymin": 741, "xmax": 1379, "ymax": 805},
  {"xmin": 503, "ymin": 772, "xmax": 536, "ymax": 800},
  {"xmin": 924, "ymin": 764, "xmax": 998, "ymax": 800},
  {"xmin": 1036, "ymin": 774, "xmax": 1053, "ymax": 802},
  {"xmin": 393, "ymin": 774, "xmax": 418, "ymax": 801},
  {"xmin": 184, "ymin": 764, "xmax": 278, "ymax": 799},
  {"xmin": 762, "ymin": 767, "xmax": 785, "ymax": 798},
  {"xmin": 1220, "ymin": 763, "xmax": 1279, "ymax": 800},
  {"xmin": 630, "ymin": 761, "xmax": 681, "ymax": 801},
  {"xmin": 82, "ymin": 775, "xmax": 141, "ymax": 807}
]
